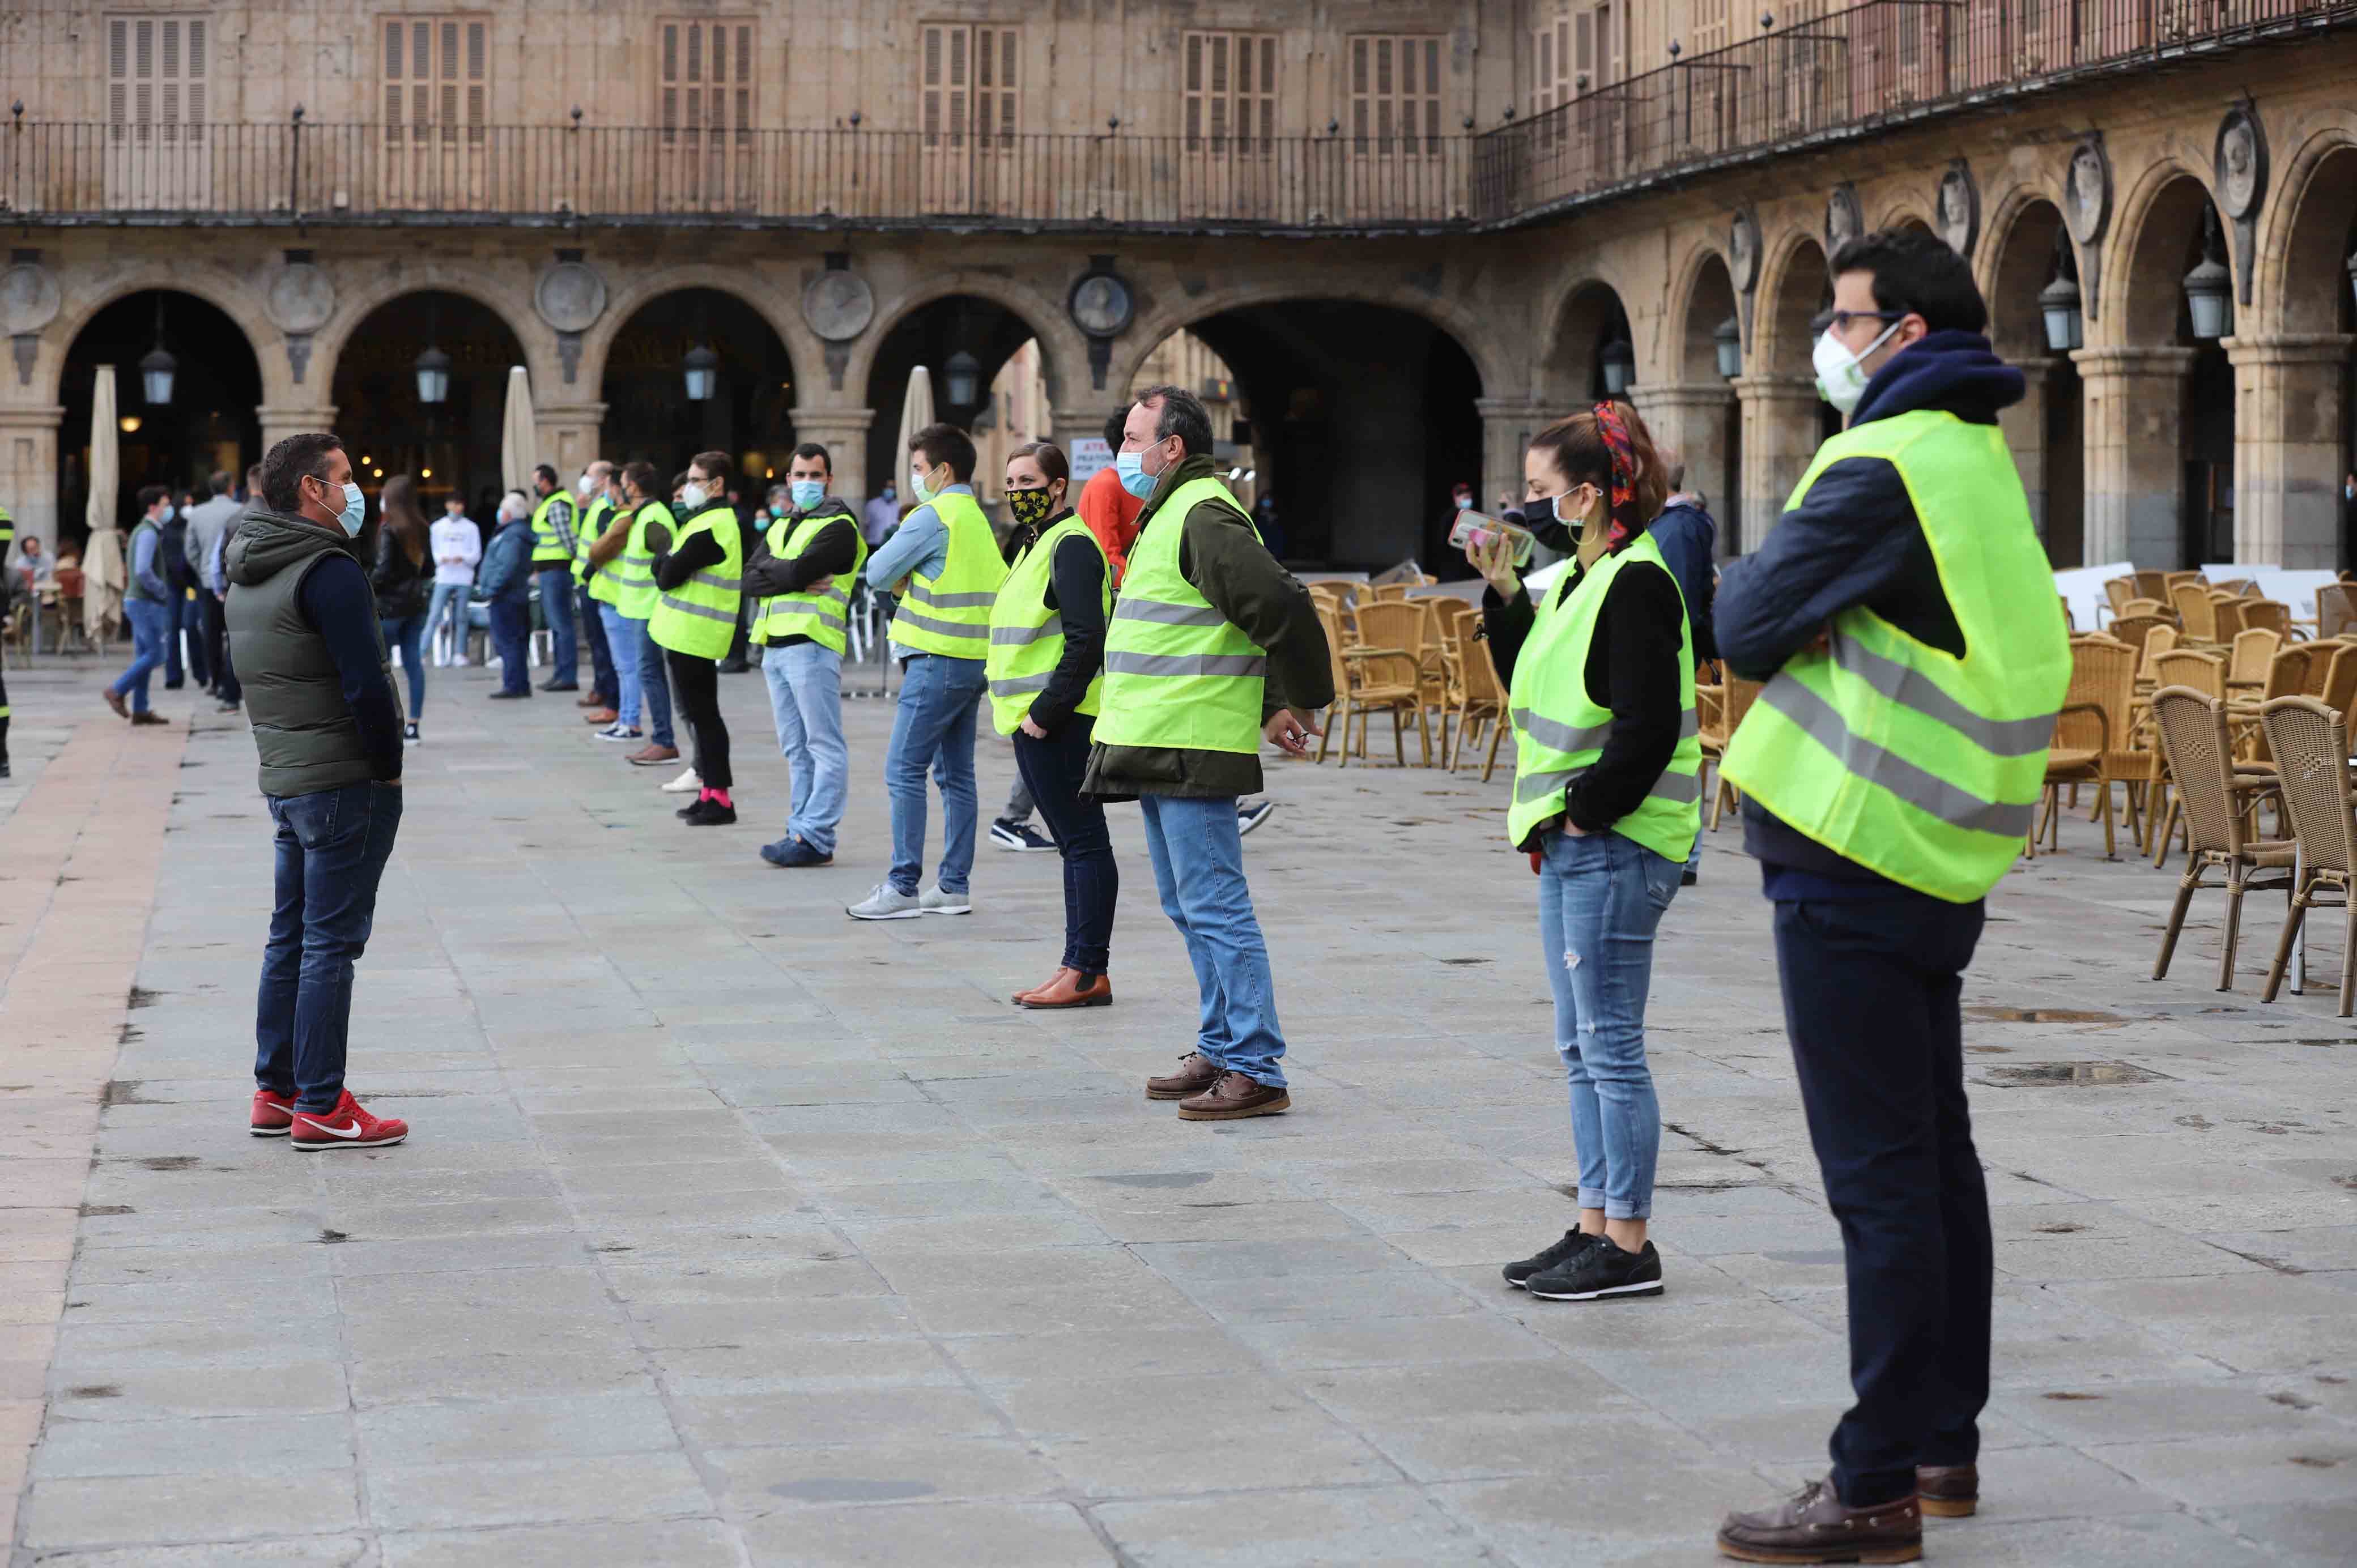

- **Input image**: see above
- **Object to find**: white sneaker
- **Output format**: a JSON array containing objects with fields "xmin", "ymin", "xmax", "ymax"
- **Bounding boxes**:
[
  {"xmin": 660, "ymin": 767, "xmax": 703, "ymax": 793},
  {"xmin": 846, "ymin": 883, "xmax": 923, "ymax": 921},
  {"xmin": 920, "ymin": 884, "xmax": 972, "ymax": 916},
  {"xmin": 594, "ymin": 723, "xmax": 643, "ymax": 743}
]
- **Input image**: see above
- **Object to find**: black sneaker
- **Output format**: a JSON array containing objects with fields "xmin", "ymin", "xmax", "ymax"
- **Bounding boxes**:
[
  {"xmin": 1525, "ymin": 1237, "xmax": 1663, "ymax": 1301},
  {"xmin": 1502, "ymin": 1228, "xmax": 1600, "ymax": 1289},
  {"xmin": 403, "ymin": 722, "xmax": 420, "ymax": 745},
  {"xmin": 989, "ymin": 818, "xmax": 1056, "ymax": 853},
  {"xmin": 682, "ymin": 796, "xmax": 737, "ymax": 826}
]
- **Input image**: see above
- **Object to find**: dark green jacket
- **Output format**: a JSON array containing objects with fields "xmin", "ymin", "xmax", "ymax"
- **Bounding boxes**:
[
  {"xmin": 226, "ymin": 507, "xmax": 395, "ymax": 798},
  {"xmin": 1083, "ymin": 454, "xmax": 1334, "ymax": 800}
]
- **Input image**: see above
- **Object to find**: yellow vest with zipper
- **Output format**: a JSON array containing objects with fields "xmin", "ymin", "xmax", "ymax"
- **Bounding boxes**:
[
  {"xmin": 986, "ymin": 515, "xmax": 1109, "ymax": 736},
  {"xmin": 888, "ymin": 489, "xmax": 1002, "ymax": 659}
]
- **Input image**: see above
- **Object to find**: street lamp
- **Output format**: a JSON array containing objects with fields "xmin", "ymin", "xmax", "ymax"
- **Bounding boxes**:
[
  {"xmin": 2039, "ymin": 232, "xmax": 2083, "ymax": 353},
  {"xmin": 138, "ymin": 294, "xmax": 175, "ymax": 406},
  {"xmin": 1599, "ymin": 337, "xmax": 1635, "ymax": 398},
  {"xmin": 2346, "ymin": 244, "xmax": 2356, "ymax": 312},
  {"xmin": 1714, "ymin": 316, "xmax": 1743, "ymax": 380},
  {"xmin": 414, "ymin": 346, "xmax": 451, "ymax": 406},
  {"xmin": 683, "ymin": 343, "xmax": 718, "ymax": 402},
  {"xmin": 2182, "ymin": 207, "xmax": 2232, "ymax": 341},
  {"xmin": 943, "ymin": 350, "xmax": 981, "ymax": 410}
]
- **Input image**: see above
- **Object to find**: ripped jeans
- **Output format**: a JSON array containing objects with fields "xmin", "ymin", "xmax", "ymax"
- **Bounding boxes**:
[{"xmin": 1536, "ymin": 825, "xmax": 1682, "ymax": 1221}]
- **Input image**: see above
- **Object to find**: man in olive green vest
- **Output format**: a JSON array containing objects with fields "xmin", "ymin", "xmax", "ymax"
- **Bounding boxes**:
[
  {"xmin": 1713, "ymin": 230, "xmax": 2069, "ymax": 1562},
  {"xmin": 1087, "ymin": 385, "xmax": 1333, "ymax": 1122},
  {"xmin": 224, "ymin": 433, "xmax": 411, "ymax": 1151}
]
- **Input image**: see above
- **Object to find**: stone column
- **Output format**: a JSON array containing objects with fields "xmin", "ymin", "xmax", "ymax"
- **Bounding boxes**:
[
  {"xmin": 0, "ymin": 404, "xmax": 63, "ymax": 551},
  {"xmin": 1474, "ymin": 398, "xmax": 1551, "ymax": 515},
  {"xmin": 790, "ymin": 408, "xmax": 876, "ymax": 509},
  {"xmin": 2072, "ymin": 347, "xmax": 2194, "ymax": 568},
  {"xmin": 1731, "ymin": 375, "xmax": 1822, "ymax": 553},
  {"xmin": 1629, "ymin": 380, "xmax": 1738, "ymax": 544},
  {"xmin": 1999, "ymin": 363, "xmax": 2053, "ymax": 540},
  {"xmin": 1050, "ymin": 403, "xmax": 1127, "ymax": 459},
  {"xmin": 257, "ymin": 405, "xmax": 341, "ymax": 454},
  {"xmin": 532, "ymin": 403, "xmax": 607, "ymax": 482},
  {"xmin": 2224, "ymin": 334, "xmax": 2353, "ymax": 569}
]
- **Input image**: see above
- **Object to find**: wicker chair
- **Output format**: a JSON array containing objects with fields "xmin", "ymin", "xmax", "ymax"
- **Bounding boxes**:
[
  {"xmin": 1697, "ymin": 676, "xmax": 1766, "ymax": 832},
  {"xmin": 2104, "ymin": 577, "xmax": 2138, "ymax": 620},
  {"xmin": 2117, "ymin": 597, "xmax": 2173, "ymax": 620},
  {"xmin": 2130, "ymin": 570, "xmax": 2171, "ymax": 602},
  {"xmin": 1449, "ymin": 624, "xmax": 1512, "ymax": 782},
  {"xmin": 2107, "ymin": 613, "xmax": 2174, "ymax": 662},
  {"xmin": 2148, "ymin": 687, "xmax": 2296, "ymax": 991},
  {"xmin": 2037, "ymin": 636, "xmax": 2135, "ymax": 857},
  {"xmin": 2240, "ymin": 599, "xmax": 2295, "ymax": 640},
  {"xmin": 2318, "ymin": 582, "xmax": 2357, "ymax": 640},
  {"xmin": 2256, "ymin": 696, "xmax": 2357, "ymax": 1016},
  {"xmin": 1325, "ymin": 600, "xmax": 1432, "ymax": 766},
  {"xmin": 2148, "ymin": 647, "xmax": 2226, "ymax": 699},
  {"xmin": 2171, "ymin": 582, "xmax": 2220, "ymax": 644},
  {"xmin": 2227, "ymin": 628, "xmax": 2282, "ymax": 691}
]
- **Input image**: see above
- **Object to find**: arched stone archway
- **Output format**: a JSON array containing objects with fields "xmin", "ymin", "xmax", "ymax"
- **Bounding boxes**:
[
  {"xmin": 1544, "ymin": 280, "xmax": 1636, "ymax": 406},
  {"xmin": 1637, "ymin": 249, "xmax": 1741, "ymax": 549},
  {"xmin": 1735, "ymin": 231, "xmax": 1836, "ymax": 550},
  {"xmin": 327, "ymin": 291, "xmax": 527, "ymax": 519},
  {"xmin": 310, "ymin": 266, "xmax": 546, "ymax": 408},
  {"xmin": 2248, "ymin": 133, "xmax": 2357, "ymax": 566},
  {"xmin": 1984, "ymin": 193, "xmax": 2086, "ymax": 564},
  {"xmin": 598, "ymin": 287, "xmax": 800, "ymax": 496},
  {"xmin": 40, "ymin": 266, "xmax": 283, "ymax": 411}
]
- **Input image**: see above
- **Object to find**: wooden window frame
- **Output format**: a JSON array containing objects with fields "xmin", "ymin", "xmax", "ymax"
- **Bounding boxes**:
[
  {"xmin": 657, "ymin": 17, "xmax": 756, "ymax": 146},
  {"xmin": 1182, "ymin": 31, "xmax": 1277, "ymax": 156},
  {"xmin": 108, "ymin": 13, "xmax": 210, "ymax": 145},
  {"xmin": 380, "ymin": 14, "xmax": 488, "ymax": 146},
  {"xmin": 921, "ymin": 22, "xmax": 1020, "ymax": 151},
  {"xmin": 1349, "ymin": 34, "xmax": 1443, "ymax": 156}
]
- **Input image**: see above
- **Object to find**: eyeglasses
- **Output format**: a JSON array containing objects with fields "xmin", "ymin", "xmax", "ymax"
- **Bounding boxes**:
[{"xmin": 1810, "ymin": 308, "xmax": 1909, "ymax": 335}]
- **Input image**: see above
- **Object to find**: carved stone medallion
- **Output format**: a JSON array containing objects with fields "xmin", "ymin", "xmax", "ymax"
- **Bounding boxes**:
[
  {"xmin": 534, "ymin": 261, "xmax": 607, "ymax": 334},
  {"xmin": 2064, "ymin": 137, "xmax": 2111, "ymax": 246},
  {"xmin": 265, "ymin": 262, "xmax": 336, "ymax": 335},
  {"xmin": 0, "ymin": 263, "xmax": 62, "ymax": 335},
  {"xmin": 1824, "ymin": 184, "xmax": 1862, "ymax": 253},
  {"xmin": 1935, "ymin": 162, "xmax": 1979, "ymax": 259},
  {"xmin": 802, "ymin": 271, "xmax": 875, "ymax": 342},
  {"xmin": 1729, "ymin": 208, "xmax": 1761, "ymax": 294},
  {"xmin": 1069, "ymin": 271, "xmax": 1134, "ymax": 338},
  {"xmin": 2213, "ymin": 103, "xmax": 2267, "ymax": 220}
]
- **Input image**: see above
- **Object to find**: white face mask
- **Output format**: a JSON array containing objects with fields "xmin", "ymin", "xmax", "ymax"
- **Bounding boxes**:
[
  {"xmin": 1812, "ymin": 321, "xmax": 1903, "ymax": 416},
  {"xmin": 576, "ymin": 473, "xmax": 594, "ymax": 497},
  {"xmin": 909, "ymin": 467, "xmax": 938, "ymax": 505},
  {"xmin": 679, "ymin": 482, "xmax": 709, "ymax": 510}
]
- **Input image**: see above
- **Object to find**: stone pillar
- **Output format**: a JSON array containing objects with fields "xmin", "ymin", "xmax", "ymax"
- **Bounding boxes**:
[
  {"xmin": 2072, "ymin": 347, "xmax": 2194, "ymax": 568},
  {"xmin": 2000, "ymin": 363, "xmax": 2052, "ymax": 540},
  {"xmin": 1050, "ymin": 403, "xmax": 1126, "ymax": 458},
  {"xmin": 1474, "ymin": 398, "xmax": 1551, "ymax": 515},
  {"xmin": 2224, "ymin": 334, "xmax": 2353, "ymax": 569},
  {"xmin": 1731, "ymin": 375, "xmax": 1821, "ymax": 553},
  {"xmin": 1629, "ymin": 380, "xmax": 1738, "ymax": 540},
  {"xmin": 532, "ymin": 403, "xmax": 607, "ymax": 482},
  {"xmin": 790, "ymin": 408, "xmax": 876, "ymax": 509},
  {"xmin": 0, "ymin": 404, "xmax": 63, "ymax": 551},
  {"xmin": 257, "ymin": 405, "xmax": 341, "ymax": 454}
]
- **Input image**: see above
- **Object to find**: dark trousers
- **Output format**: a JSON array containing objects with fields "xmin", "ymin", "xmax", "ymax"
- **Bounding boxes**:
[
  {"xmin": 578, "ymin": 582, "xmax": 616, "ymax": 701},
  {"xmin": 203, "ymin": 593, "xmax": 240, "ymax": 703},
  {"xmin": 534, "ymin": 565, "xmax": 578, "ymax": 683},
  {"xmin": 256, "ymin": 781, "xmax": 403, "ymax": 1113},
  {"xmin": 1013, "ymin": 715, "xmax": 1117, "ymax": 974},
  {"xmin": 164, "ymin": 591, "xmax": 207, "ymax": 688},
  {"xmin": 1773, "ymin": 894, "xmax": 1991, "ymax": 1509},
  {"xmin": 666, "ymin": 648, "xmax": 732, "ymax": 789},
  {"xmin": 488, "ymin": 595, "xmax": 532, "ymax": 694}
]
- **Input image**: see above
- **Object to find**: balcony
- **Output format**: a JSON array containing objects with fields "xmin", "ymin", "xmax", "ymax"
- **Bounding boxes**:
[{"xmin": 1475, "ymin": 0, "xmax": 2357, "ymax": 224}]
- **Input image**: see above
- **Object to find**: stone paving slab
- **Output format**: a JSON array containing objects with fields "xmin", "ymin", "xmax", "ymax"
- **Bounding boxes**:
[{"xmin": 0, "ymin": 659, "xmax": 2352, "ymax": 1565}]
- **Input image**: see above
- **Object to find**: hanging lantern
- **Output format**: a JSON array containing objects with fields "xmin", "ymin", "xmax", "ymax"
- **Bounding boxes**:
[
  {"xmin": 943, "ymin": 350, "xmax": 981, "ymax": 410},
  {"xmin": 1599, "ymin": 337, "xmax": 1635, "ymax": 398},
  {"xmin": 414, "ymin": 345, "xmax": 452, "ymax": 406},
  {"xmin": 683, "ymin": 343, "xmax": 719, "ymax": 403},
  {"xmin": 138, "ymin": 294, "xmax": 175, "ymax": 406},
  {"xmin": 1714, "ymin": 316, "xmax": 1743, "ymax": 380},
  {"xmin": 2039, "ymin": 274, "xmax": 2083, "ymax": 353},
  {"xmin": 2183, "ymin": 206, "xmax": 2233, "ymax": 341}
]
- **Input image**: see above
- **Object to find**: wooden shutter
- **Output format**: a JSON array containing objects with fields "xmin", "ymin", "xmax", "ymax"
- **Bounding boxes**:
[
  {"xmin": 1185, "ymin": 32, "xmax": 1274, "ymax": 154},
  {"xmin": 976, "ymin": 26, "xmax": 1016, "ymax": 148},
  {"xmin": 1352, "ymin": 36, "xmax": 1442, "ymax": 154},
  {"xmin": 380, "ymin": 16, "xmax": 486, "ymax": 145},
  {"xmin": 660, "ymin": 20, "xmax": 755, "ymax": 144},
  {"xmin": 109, "ymin": 15, "xmax": 207, "ymax": 144},
  {"xmin": 924, "ymin": 24, "xmax": 1016, "ymax": 148}
]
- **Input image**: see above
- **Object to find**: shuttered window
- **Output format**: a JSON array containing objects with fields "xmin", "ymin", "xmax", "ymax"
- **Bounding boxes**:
[
  {"xmin": 659, "ymin": 19, "xmax": 755, "ymax": 144},
  {"xmin": 381, "ymin": 15, "xmax": 487, "ymax": 145},
  {"xmin": 921, "ymin": 24, "xmax": 1019, "ymax": 149},
  {"xmin": 1183, "ymin": 32, "xmax": 1276, "ymax": 155},
  {"xmin": 1350, "ymin": 35, "xmax": 1442, "ymax": 155},
  {"xmin": 108, "ymin": 15, "xmax": 208, "ymax": 144}
]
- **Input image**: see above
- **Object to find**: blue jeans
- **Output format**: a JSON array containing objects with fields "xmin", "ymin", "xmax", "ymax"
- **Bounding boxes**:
[
  {"xmin": 256, "ymin": 781, "xmax": 403, "ymax": 1112},
  {"xmin": 488, "ymin": 595, "xmax": 531, "ymax": 694},
  {"xmin": 635, "ymin": 616, "xmax": 675, "ymax": 747},
  {"xmin": 534, "ymin": 565, "xmax": 577, "ymax": 683},
  {"xmin": 378, "ymin": 612, "xmax": 426, "ymax": 721},
  {"xmin": 112, "ymin": 598, "xmax": 169, "ymax": 713},
  {"xmin": 1015, "ymin": 716, "xmax": 1116, "ymax": 975},
  {"xmin": 884, "ymin": 653, "xmax": 986, "ymax": 896},
  {"xmin": 165, "ymin": 589, "xmax": 206, "ymax": 687},
  {"xmin": 579, "ymin": 582, "xmax": 616, "ymax": 700},
  {"xmin": 427, "ymin": 580, "xmax": 471, "ymax": 663},
  {"xmin": 761, "ymin": 641, "xmax": 849, "ymax": 855},
  {"xmin": 1139, "ymin": 793, "xmax": 1287, "ymax": 1087},
  {"xmin": 600, "ymin": 603, "xmax": 643, "ymax": 730},
  {"xmin": 1537, "ymin": 827, "xmax": 1681, "ymax": 1221}
]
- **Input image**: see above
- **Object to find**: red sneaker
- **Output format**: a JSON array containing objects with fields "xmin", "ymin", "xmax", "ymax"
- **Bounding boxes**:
[
  {"xmin": 289, "ymin": 1091, "xmax": 409, "ymax": 1151},
  {"xmin": 250, "ymin": 1088, "xmax": 296, "ymax": 1137}
]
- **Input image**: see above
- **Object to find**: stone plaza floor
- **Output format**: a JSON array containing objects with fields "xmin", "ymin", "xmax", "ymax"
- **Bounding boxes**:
[{"xmin": 0, "ymin": 653, "xmax": 2352, "ymax": 1566}]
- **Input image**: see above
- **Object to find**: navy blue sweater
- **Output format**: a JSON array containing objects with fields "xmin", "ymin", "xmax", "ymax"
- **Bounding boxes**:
[
  {"xmin": 298, "ymin": 551, "xmax": 405, "ymax": 779},
  {"xmin": 1714, "ymin": 330, "xmax": 2025, "ymax": 901}
]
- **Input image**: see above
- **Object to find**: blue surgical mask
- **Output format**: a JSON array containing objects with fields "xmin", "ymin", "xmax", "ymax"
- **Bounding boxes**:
[
  {"xmin": 1115, "ymin": 450, "xmax": 1157, "ymax": 501},
  {"xmin": 337, "ymin": 482, "xmax": 365, "ymax": 537},
  {"xmin": 789, "ymin": 479, "xmax": 824, "ymax": 511}
]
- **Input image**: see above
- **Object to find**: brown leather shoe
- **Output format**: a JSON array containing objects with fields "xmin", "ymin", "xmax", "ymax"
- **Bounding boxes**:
[
  {"xmin": 1717, "ymin": 1478, "xmax": 1920, "ymax": 1563},
  {"xmin": 103, "ymin": 688, "xmax": 129, "ymax": 719},
  {"xmin": 1013, "ymin": 967, "xmax": 1071, "ymax": 1005},
  {"xmin": 1915, "ymin": 1464, "xmax": 1976, "ymax": 1518},
  {"xmin": 581, "ymin": 708, "xmax": 619, "ymax": 725},
  {"xmin": 1177, "ymin": 1071, "xmax": 1291, "ymax": 1122},
  {"xmin": 130, "ymin": 710, "xmax": 171, "ymax": 726},
  {"xmin": 1020, "ymin": 970, "xmax": 1112, "ymax": 1011},
  {"xmin": 576, "ymin": 690, "xmax": 608, "ymax": 708},
  {"xmin": 626, "ymin": 744, "xmax": 680, "ymax": 766},
  {"xmin": 1145, "ymin": 1052, "xmax": 1223, "ymax": 1101}
]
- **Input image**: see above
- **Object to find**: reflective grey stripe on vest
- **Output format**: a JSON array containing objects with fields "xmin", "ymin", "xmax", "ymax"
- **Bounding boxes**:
[
  {"xmin": 991, "ymin": 621, "xmax": 1061, "ymax": 646},
  {"xmin": 989, "ymin": 672, "xmax": 1054, "ymax": 698},
  {"xmin": 1831, "ymin": 634, "xmax": 2057, "ymax": 755},
  {"xmin": 893, "ymin": 606, "xmax": 990, "ymax": 641},
  {"xmin": 1103, "ymin": 651, "xmax": 1267, "ymax": 678},
  {"xmin": 1113, "ymin": 595, "xmax": 1228, "ymax": 628},
  {"xmin": 657, "ymin": 593, "xmax": 737, "ymax": 624},
  {"xmin": 772, "ymin": 601, "xmax": 849, "ymax": 629},
  {"xmin": 1513, "ymin": 705, "xmax": 1700, "ymax": 754},
  {"xmin": 905, "ymin": 581, "xmax": 995, "ymax": 610},
  {"xmin": 688, "ymin": 570, "xmax": 743, "ymax": 591},
  {"xmin": 1757, "ymin": 674, "xmax": 2039, "ymax": 837},
  {"xmin": 1515, "ymin": 765, "xmax": 1703, "ymax": 807}
]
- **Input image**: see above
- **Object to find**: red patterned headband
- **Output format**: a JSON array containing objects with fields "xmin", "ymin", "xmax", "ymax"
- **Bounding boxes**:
[{"xmin": 1592, "ymin": 401, "xmax": 1639, "ymax": 550}]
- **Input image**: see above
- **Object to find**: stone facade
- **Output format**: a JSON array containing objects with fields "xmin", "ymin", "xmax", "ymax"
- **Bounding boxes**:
[{"xmin": 2, "ymin": 2, "xmax": 2353, "ymax": 572}]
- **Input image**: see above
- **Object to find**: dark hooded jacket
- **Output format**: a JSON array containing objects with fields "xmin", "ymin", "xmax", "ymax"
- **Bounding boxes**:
[
  {"xmin": 225, "ymin": 506, "xmax": 403, "ymax": 796},
  {"xmin": 1714, "ymin": 329, "xmax": 2027, "ymax": 899}
]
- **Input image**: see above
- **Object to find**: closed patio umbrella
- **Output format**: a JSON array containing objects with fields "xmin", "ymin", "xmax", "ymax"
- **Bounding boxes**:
[
  {"xmin": 84, "ymin": 365, "xmax": 125, "ymax": 646},
  {"xmin": 500, "ymin": 365, "xmax": 535, "ymax": 497},
  {"xmin": 894, "ymin": 365, "xmax": 934, "ymax": 504}
]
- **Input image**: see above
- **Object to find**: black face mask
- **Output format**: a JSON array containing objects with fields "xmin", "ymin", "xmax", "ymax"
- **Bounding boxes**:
[{"xmin": 1519, "ymin": 494, "xmax": 1576, "ymax": 554}]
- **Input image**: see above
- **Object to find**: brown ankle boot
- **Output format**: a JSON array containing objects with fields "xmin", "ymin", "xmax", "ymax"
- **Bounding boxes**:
[
  {"xmin": 1716, "ymin": 1478, "xmax": 1920, "ymax": 1563},
  {"xmin": 1011, "ymin": 968, "xmax": 1073, "ymax": 1005},
  {"xmin": 1916, "ymin": 1463, "xmax": 1976, "ymax": 1518},
  {"xmin": 1176, "ymin": 1071, "xmax": 1291, "ymax": 1122},
  {"xmin": 1145, "ymin": 1053, "xmax": 1222, "ymax": 1101},
  {"xmin": 1019, "ymin": 970, "xmax": 1112, "ymax": 1011}
]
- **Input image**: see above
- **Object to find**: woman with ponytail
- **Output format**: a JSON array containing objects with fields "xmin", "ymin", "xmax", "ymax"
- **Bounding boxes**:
[{"xmin": 1470, "ymin": 400, "xmax": 1700, "ymax": 1305}]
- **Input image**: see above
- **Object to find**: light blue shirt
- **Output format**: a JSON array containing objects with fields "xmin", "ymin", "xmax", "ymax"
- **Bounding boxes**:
[{"xmin": 863, "ymin": 484, "xmax": 973, "ymax": 659}]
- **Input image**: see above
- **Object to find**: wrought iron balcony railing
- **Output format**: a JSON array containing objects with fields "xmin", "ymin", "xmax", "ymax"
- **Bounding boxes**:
[{"xmin": 1, "ymin": 1, "xmax": 2350, "ymax": 234}]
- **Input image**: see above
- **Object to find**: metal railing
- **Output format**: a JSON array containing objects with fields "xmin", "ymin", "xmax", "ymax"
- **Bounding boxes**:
[
  {"xmin": 0, "ymin": 121, "xmax": 1473, "ymax": 233},
  {"xmin": 1, "ymin": 2, "xmax": 2350, "ymax": 233},
  {"xmin": 1475, "ymin": 0, "xmax": 2357, "ymax": 222}
]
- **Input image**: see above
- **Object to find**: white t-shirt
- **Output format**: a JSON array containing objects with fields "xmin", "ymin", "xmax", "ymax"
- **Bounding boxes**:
[{"xmin": 431, "ymin": 515, "xmax": 482, "ymax": 585}]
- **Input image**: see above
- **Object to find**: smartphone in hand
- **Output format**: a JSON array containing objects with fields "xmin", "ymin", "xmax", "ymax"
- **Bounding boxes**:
[{"xmin": 1449, "ymin": 511, "xmax": 1535, "ymax": 568}]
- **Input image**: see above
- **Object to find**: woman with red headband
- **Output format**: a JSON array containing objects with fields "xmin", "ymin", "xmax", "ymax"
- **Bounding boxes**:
[{"xmin": 1469, "ymin": 400, "xmax": 1701, "ymax": 1305}]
